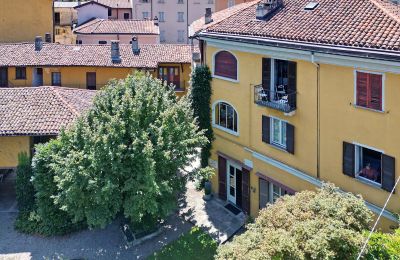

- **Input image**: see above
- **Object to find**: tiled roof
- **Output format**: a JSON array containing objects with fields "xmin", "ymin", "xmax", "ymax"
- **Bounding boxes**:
[
  {"xmin": 74, "ymin": 18, "xmax": 159, "ymax": 35},
  {"xmin": 189, "ymin": 0, "xmax": 258, "ymax": 37},
  {"xmin": 201, "ymin": 0, "xmax": 400, "ymax": 52},
  {"xmin": 54, "ymin": 2, "xmax": 80, "ymax": 8},
  {"xmin": 0, "ymin": 43, "xmax": 194, "ymax": 68},
  {"xmin": 76, "ymin": 0, "xmax": 132, "ymax": 9},
  {"xmin": 0, "ymin": 87, "xmax": 96, "ymax": 136}
]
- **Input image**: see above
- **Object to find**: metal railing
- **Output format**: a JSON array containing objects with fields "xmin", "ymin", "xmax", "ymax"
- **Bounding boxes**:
[{"xmin": 254, "ymin": 84, "xmax": 296, "ymax": 113}]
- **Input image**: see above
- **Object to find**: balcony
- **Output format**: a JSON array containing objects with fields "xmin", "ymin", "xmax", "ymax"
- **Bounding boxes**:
[{"xmin": 254, "ymin": 84, "xmax": 296, "ymax": 113}]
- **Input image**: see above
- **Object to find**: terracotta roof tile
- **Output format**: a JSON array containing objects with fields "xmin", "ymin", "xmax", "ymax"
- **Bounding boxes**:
[
  {"xmin": 76, "ymin": 0, "xmax": 132, "ymax": 9},
  {"xmin": 201, "ymin": 0, "xmax": 400, "ymax": 51},
  {"xmin": 0, "ymin": 87, "xmax": 96, "ymax": 136},
  {"xmin": 0, "ymin": 43, "xmax": 194, "ymax": 68},
  {"xmin": 74, "ymin": 18, "xmax": 159, "ymax": 35}
]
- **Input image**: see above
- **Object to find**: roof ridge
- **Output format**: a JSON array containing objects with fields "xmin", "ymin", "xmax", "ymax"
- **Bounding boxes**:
[
  {"xmin": 370, "ymin": 0, "xmax": 400, "ymax": 23},
  {"xmin": 91, "ymin": 19, "xmax": 104, "ymax": 34},
  {"xmin": 51, "ymin": 87, "xmax": 80, "ymax": 116}
]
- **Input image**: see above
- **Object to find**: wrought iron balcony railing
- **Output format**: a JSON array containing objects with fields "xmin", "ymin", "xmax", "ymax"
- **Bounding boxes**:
[{"xmin": 254, "ymin": 84, "xmax": 296, "ymax": 113}]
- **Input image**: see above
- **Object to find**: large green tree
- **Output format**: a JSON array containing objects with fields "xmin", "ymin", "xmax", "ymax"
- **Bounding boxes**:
[
  {"xmin": 33, "ymin": 72, "xmax": 206, "ymax": 229},
  {"xmin": 217, "ymin": 184, "xmax": 373, "ymax": 260}
]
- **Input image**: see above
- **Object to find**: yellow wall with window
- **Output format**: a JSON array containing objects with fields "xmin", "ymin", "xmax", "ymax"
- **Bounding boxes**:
[
  {"xmin": 0, "ymin": 136, "xmax": 31, "ymax": 168},
  {"xmin": 206, "ymin": 44, "xmax": 400, "ymax": 231},
  {"xmin": 0, "ymin": 0, "xmax": 53, "ymax": 43}
]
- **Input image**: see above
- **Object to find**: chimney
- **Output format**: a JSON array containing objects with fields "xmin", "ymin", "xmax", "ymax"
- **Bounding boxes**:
[
  {"xmin": 131, "ymin": 37, "xmax": 140, "ymax": 55},
  {"xmin": 111, "ymin": 40, "xmax": 121, "ymax": 63},
  {"xmin": 35, "ymin": 36, "xmax": 43, "ymax": 51},
  {"xmin": 45, "ymin": 33, "xmax": 51, "ymax": 43},
  {"xmin": 256, "ymin": 0, "xmax": 283, "ymax": 20},
  {"xmin": 153, "ymin": 16, "xmax": 159, "ymax": 26},
  {"xmin": 205, "ymin": 8, "xmax": 213, "ymax": 24}
]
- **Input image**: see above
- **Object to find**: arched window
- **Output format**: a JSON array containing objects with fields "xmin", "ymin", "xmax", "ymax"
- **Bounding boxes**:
[
  {"xmin": 214, "ymin": 102, "xmax": 238, "ymax": 133},
  {"xmin": 214, "ymin": 51, "xmax": 238, "ymax": 80}
]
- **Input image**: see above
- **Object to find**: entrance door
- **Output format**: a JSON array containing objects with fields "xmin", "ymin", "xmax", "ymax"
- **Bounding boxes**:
[
  {"xmin": 86, "ymin": 72, "xmax": 97, "ymax": 90},
  {"xmin": 227, "ymin": 162, "xmax": 242, "ymax": 205},
  {"xmin": 33, "ymin": 68, "xmax": 43, "ymax": 86},
  {"xmin": 0, "ymin": 67, "xmax": 8, "ymax": 87}
]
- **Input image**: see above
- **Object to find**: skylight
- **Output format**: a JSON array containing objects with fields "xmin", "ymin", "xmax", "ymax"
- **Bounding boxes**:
[{"xmin": 304, "ymin": 2, "xmax": 319, "ymax": 10}]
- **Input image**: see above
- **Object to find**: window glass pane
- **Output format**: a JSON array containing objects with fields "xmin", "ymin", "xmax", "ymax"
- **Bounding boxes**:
[
  {"xmin": 272, "ymin": 118, "xmax": 280, "ymax": 143},
  {"xmin": 259, "ymin": 179, "xmax": 269, "ymax": 209},
  {"xmin": 219, "ymin": 104, "xmax": 227, "ymax": 128},
  {"xmin": 272, "ymin": 184, "xmax": 281, "ymax": 203},
  {"xmin": 233, "ymin": 110, "xmax": 238, "ymax": 132},
  {"xmin": 281, "ymin": 122, "xmax": 287, "ymax": 146},
  {"xmin": 226, "ymin": 105, "xmax": 234, "ymax": 131},
  {"xmin": 357, "ymin": 146, "xmax": 382, "ymax": 184}
]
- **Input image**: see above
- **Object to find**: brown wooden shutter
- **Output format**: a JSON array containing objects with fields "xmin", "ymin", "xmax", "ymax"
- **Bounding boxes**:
[
  {"xmin": 214, "ymin": 51, "xmax": 237, "ymax": 80},
  {"xmin": 382, "ymin": 154, "xmax": 395, "ymax": 192},
  {"xmin": 286, "ymin": 123, "xmax": 295, "ymax": 154},
  {"xmin": 356, "ymin": 72, "xmax": 369, "ymax": 108},
  {"xmin": 262, "ymin": 58, "xmax": 271, "ymax": 90},
  {"xmin": 370, "ymin": 74, "xmax": 382, "ymax": 111},
  {"xmin": 287, "ymin": 61, "xmax": 297, "ymax": 107},
  {"xmin": 241, "ymin": 168, "xmax": 250, "ymax": 215},
  {"xmin": 218, "ymin": 156, "xmax": 227, "ymax": 200},
  {"xmin": 236, "ymin": 170, "xmax": 242, "ymax": 208},
  {"xmin": 262, "ymin": 115, "xmax": 270, "ymax": 144},
  {"xmin": 343, "ymin": 142, "xmax": 355, "ymax": 177}
]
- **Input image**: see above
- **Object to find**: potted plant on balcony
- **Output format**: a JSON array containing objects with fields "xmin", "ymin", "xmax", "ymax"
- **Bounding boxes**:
[{"xmin": 196, "ymin": 167, "xmax": 215, "ymax": 201}]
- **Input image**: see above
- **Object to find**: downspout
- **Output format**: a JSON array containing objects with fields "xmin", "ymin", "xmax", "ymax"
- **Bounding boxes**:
[
  {"xmin": 311, "ymin": 52, "xmax": 320, "ymax": 179},
  {"xmin": 151, "ymin": 0, "xmax": 153, "ymax": 19},
  {"xmin": 186, "ymin": 0, "xmax": 189, "ymax": 44}
]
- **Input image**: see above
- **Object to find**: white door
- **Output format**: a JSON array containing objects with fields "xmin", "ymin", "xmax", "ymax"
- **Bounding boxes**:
[{"xmin": 227, "ymin": 162, "xmax": 240, "ymax": 205}]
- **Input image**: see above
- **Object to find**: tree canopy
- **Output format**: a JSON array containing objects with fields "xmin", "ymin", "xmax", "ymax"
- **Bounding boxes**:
[
  {"xmin": 216, "ymin": 184, "xmax": 373, "ymax": 260},
  {"xmin": 32, "ymin": 72, "xmax": 207, "ymax": 230}
]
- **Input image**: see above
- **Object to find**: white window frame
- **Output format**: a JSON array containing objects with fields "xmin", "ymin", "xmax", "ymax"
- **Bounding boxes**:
[
  {"xmin": 212, "ymin": 100, "xmax": 239, "ymax": 136},
  {"xmin": 212, "ymin": 50, "xmax": 239, "ymax": 83},
  {"xmin": 353, "ymin": 142, "xmax": 384, "ymax": 188},
  {"xmin": 270, "ymin": 116, "xmax": 287, "ymax": 149},
  {"xmin": 353, "ymin": 69, "xmax": 385, "ymax": 112}
]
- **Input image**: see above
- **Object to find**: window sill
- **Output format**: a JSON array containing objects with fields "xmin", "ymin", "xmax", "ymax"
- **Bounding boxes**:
[
  {"xmin": 356, "ymin": 176, "xmax": 382, "ymax": 190},
  {"xmin": 213, "ymin": 124, "xmax": 239, "ymax": 137},
  {"xmin": 212, "ymin": 75, "xmax": 239, "ymax": 83},
  {"xmin": 269, "ymin": 143, "xmax": 288, "ymax": 153},
  {"xmin": 353, "ymin": 104, "xmax": 385, "ymax": 114}
]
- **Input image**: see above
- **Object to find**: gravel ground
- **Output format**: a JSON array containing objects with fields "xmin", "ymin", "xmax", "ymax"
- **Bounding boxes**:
[{"xmin": 0, "ymin": 212, "xmax": 192, "ymax": 260}]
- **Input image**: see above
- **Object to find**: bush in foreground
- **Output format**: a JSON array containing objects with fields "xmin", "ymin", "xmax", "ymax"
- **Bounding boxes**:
[{"xmin": 217, "ymin": 184, "xmax": 373, "ymax": 260}]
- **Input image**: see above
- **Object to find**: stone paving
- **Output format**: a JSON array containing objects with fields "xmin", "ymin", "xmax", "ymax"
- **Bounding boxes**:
[{"xmin": 179, "ymin": 181, "xmax": 246, "ymax": 244}]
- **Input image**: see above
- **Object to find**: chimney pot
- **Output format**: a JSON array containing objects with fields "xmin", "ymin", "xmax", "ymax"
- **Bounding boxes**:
[
  {"xmin": 205, "ymin": 8, "xmax": 213, "ymax": 24},
  {"xmin": 131, "ymin": 37, "xmax": 140, "ymax": 54},
  {"xmin": 35, "ymin": 36, "xmax": 43, "ymax": 51},
  {"xmin": 45, "ymin": 33, "xmax": 52, "ymax": 43},
  {"xmin": 153, "ymin": 16, "xmax": 159, "ymax": 26},
  {"xmin": 111, "ymin": 40, "xmax": 121, "ymax": 63}
]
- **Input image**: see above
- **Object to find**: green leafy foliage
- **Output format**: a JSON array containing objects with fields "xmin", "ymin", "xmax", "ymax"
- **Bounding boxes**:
[
  {"xmin": 150, "ymin": 226, "xmax": 217, "ymax": 260},
  {"xmin": 15, "ymin": 153, "xmax": 34, "ymax": 212},
  {"xmin": 33, "ymin": 72, "xmax": 206, "ymax": 230},
  {"xmin": 190, "ymin": 65, "xmax": 213, "ymax": 168},
  {"xmin": 217, "ymin": 183, "xmax": 373, "ymax": 260},
  {"xmin": 365, "ymin": 228, "xmax": 400, "ymax": 260}
]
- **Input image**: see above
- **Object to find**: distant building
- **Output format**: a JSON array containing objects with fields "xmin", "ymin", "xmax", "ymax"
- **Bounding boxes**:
[
  {"xmin": 74, "ymin": 18, "xmax": 160, "ymax": 44},
  {"xmin": 0, "ymin": 0, "xmax": 54, "ymax": 43},
  {"xmin": 54, "ymin": 1, "xmax": 79, "ymax": 44},
  {"xmin": 215, "ymin": 0, "xmax": 251, "ymax": 11}
]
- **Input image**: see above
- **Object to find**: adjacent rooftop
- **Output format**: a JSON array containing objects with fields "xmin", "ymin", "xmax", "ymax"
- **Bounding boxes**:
[
  {"xmin": 75, "ymin": 0, "xmax": 133, "ymax": 9},
  {"xmin": 74, "ymin": 18, "xmax": 159, "ymax": 35}
]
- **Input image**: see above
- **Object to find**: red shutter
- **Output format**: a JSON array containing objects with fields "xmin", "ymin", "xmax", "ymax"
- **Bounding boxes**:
[
  {"xmin": 215, "ymin": 51, "xmax": 237, "ymax": 80},
  {"xmin": 356, "ymin": 72, "xmax": 368, "ymax": 108},
  {"xmin": 369, "ymin": 74, "xmax": 382, "ymax": 111}
]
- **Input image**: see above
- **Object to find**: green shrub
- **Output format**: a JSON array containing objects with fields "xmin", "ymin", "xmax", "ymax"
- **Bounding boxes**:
[
  {"xmin": 365, "ymin": 228, "xmax": 400, "ymax": 260},
  {"xmin": 15, "ymin": 152, "xmax": 34, "ymax": 212}
]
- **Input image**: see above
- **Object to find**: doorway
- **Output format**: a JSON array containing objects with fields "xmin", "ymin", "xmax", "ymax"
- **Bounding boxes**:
[
  {"xmin": 33, "ymin": 68, "xmax": 43, "ymax": 86},
  {"xmin": 227, "ymin": 162, "xmax": 242, "ymax": 206},
  {"xmin": 86, "ymin": 72, "xmax": 97, "ymax": 90},
  {"xmin": 0, "ymin": 67, "xmax": 8, "ymax": 87}
]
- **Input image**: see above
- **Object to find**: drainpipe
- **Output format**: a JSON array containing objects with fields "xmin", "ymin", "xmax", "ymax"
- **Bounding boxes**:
[{"xmin": 311, "ymin": 52, "xmax": 321, "ymax": 179}]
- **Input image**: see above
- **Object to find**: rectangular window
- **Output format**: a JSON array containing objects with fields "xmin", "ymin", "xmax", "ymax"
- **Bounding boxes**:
[
  {"xmin": 76, "ymin": 40, "xmax": 82, "ymax": 44},
  {"xmin": 158, "ymin": 66, "xmax": 181, "ymax": 89},
  {"xmin": 158, "ymin": 0, "xmax": 165, "ymax": 3},
  {"xmin": 355, "ymin": 145, "xmax": 382, "ymax": 185},
  {"xmin": 55, "ymin": 12, "xmax": 60, "ymax": 25},
  {"xmin": 208, "ymin": 0, "xmax": 214, "ymax": 3},
  {"xmin": 159, "ymin": 12, "xmax": 165, "ymax": 22},
  {"xmin": 160, "ymin": 30, "xmax": 166, "ymax": 42},
  {"xmin": 259, "ymin": 178, "xmax": 292, "ymax": 209},
  {"xmin": 177, "ymin": 12, "xmax": 184, "ymax": 22},
  {"xmin": 177, "ymin": 30, "xmax": 185, "ymax": 43},
  {"xmin": 271, "ymin": 117, "xmax": 287, "ymax": 148},
  {"xmin": 51, "ymin": 72, "xmax": 61, "ymax": 86},
  {"xmin": 124, "ymin": 13, "xmax": 130, "ymax": 19},
  {"xmin": 86, "ymin": 72, "xmax": 96, "ymax": 90},
  {"xmin": 108, "ymin": 8, "xmax": 112, "ymax": 17},
  {"xmin": 142, "ymin": 12, "xmax": 149, "ymax": 19},
  {"xmin": 178, "ymin": 0, "xmax": 184, "ymax": 3},
  {"xmin": 15, "ymin": 67, "xmax": 26, "ymax": 80},
  {"xmin": 98, "ymin": 40, "xmax": 107, "ymax": 44},
  {"xmin": 356, "ymin": 71, "xmax": 383, "ymax": 111}
]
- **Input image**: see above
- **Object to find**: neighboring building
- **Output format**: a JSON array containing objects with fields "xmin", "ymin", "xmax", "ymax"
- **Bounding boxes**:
[
  {"xmin": 193, "ymin": 0, "xmax": 400, "ymax": 231},
  {"xmin": 0, "ymin": 38, "xmax": 194, "ymax": 96},
  {"xmin": 74, "ymin": 18, "xmax": 160, "ymax": 44},
  {"xmin": 0, "ymin": 87, "xmax": 96, "ymax": 169},
  {"xmin": 54, "ymin": 1, "xmax": 79, "ymax": 44},
  {"xmin": 75, "ymin": 0, "xmax": 133, "ymax": 25},
  {"xmin": 132, "ymin": 0, "xmax": 215, "ymax": 44},
  {"xmin": 215, "ymin": 0, "xmax": 251, "ymax": 11},
  {"xmin": 0, "ymin": 0, "xmax": 54, "ymax": 43}
]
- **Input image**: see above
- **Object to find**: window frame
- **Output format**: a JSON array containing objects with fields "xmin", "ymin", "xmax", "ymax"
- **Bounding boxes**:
[
  {"xmin": 51, "ymin": 72, "xmax": 62, "ymax": 86},
  {"xmin": 212, "ymin": 50, "xmax": 239, "ymax": 83},
  {"xmin": 270, "ymin": 116, "xmax": 287, "ymax": 149},
  {"xmin": 177, "ymin": 12, "xmax": 184, "ymax": 22},
  {"xmin": 259, "ymin": 177, "xmax": 293, "ymax": 209},
  {"xmin": 15, "ymin": 67, "xmax": 26, "ymax": 80},
  {"xmin": 177, "ymin": 30, "xmax": 185, "ymax": 43},
  {"xmin": 354, "ymin": 70, "xmax": 385, "ymax": 112},
  {"xmin": 158, "ymin": 12, "xmax": 165, "ymax": 22},
  {"xmin": 123, "ymin": 13, "xmax": 130, "ymax": 19},
  {"xmin": 353, "ymin": 142, "xmax": 384, "ymax": 188},
  {"xmin": 212, "ymin": 100, "xmax": 239, "ymax": 136}
]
